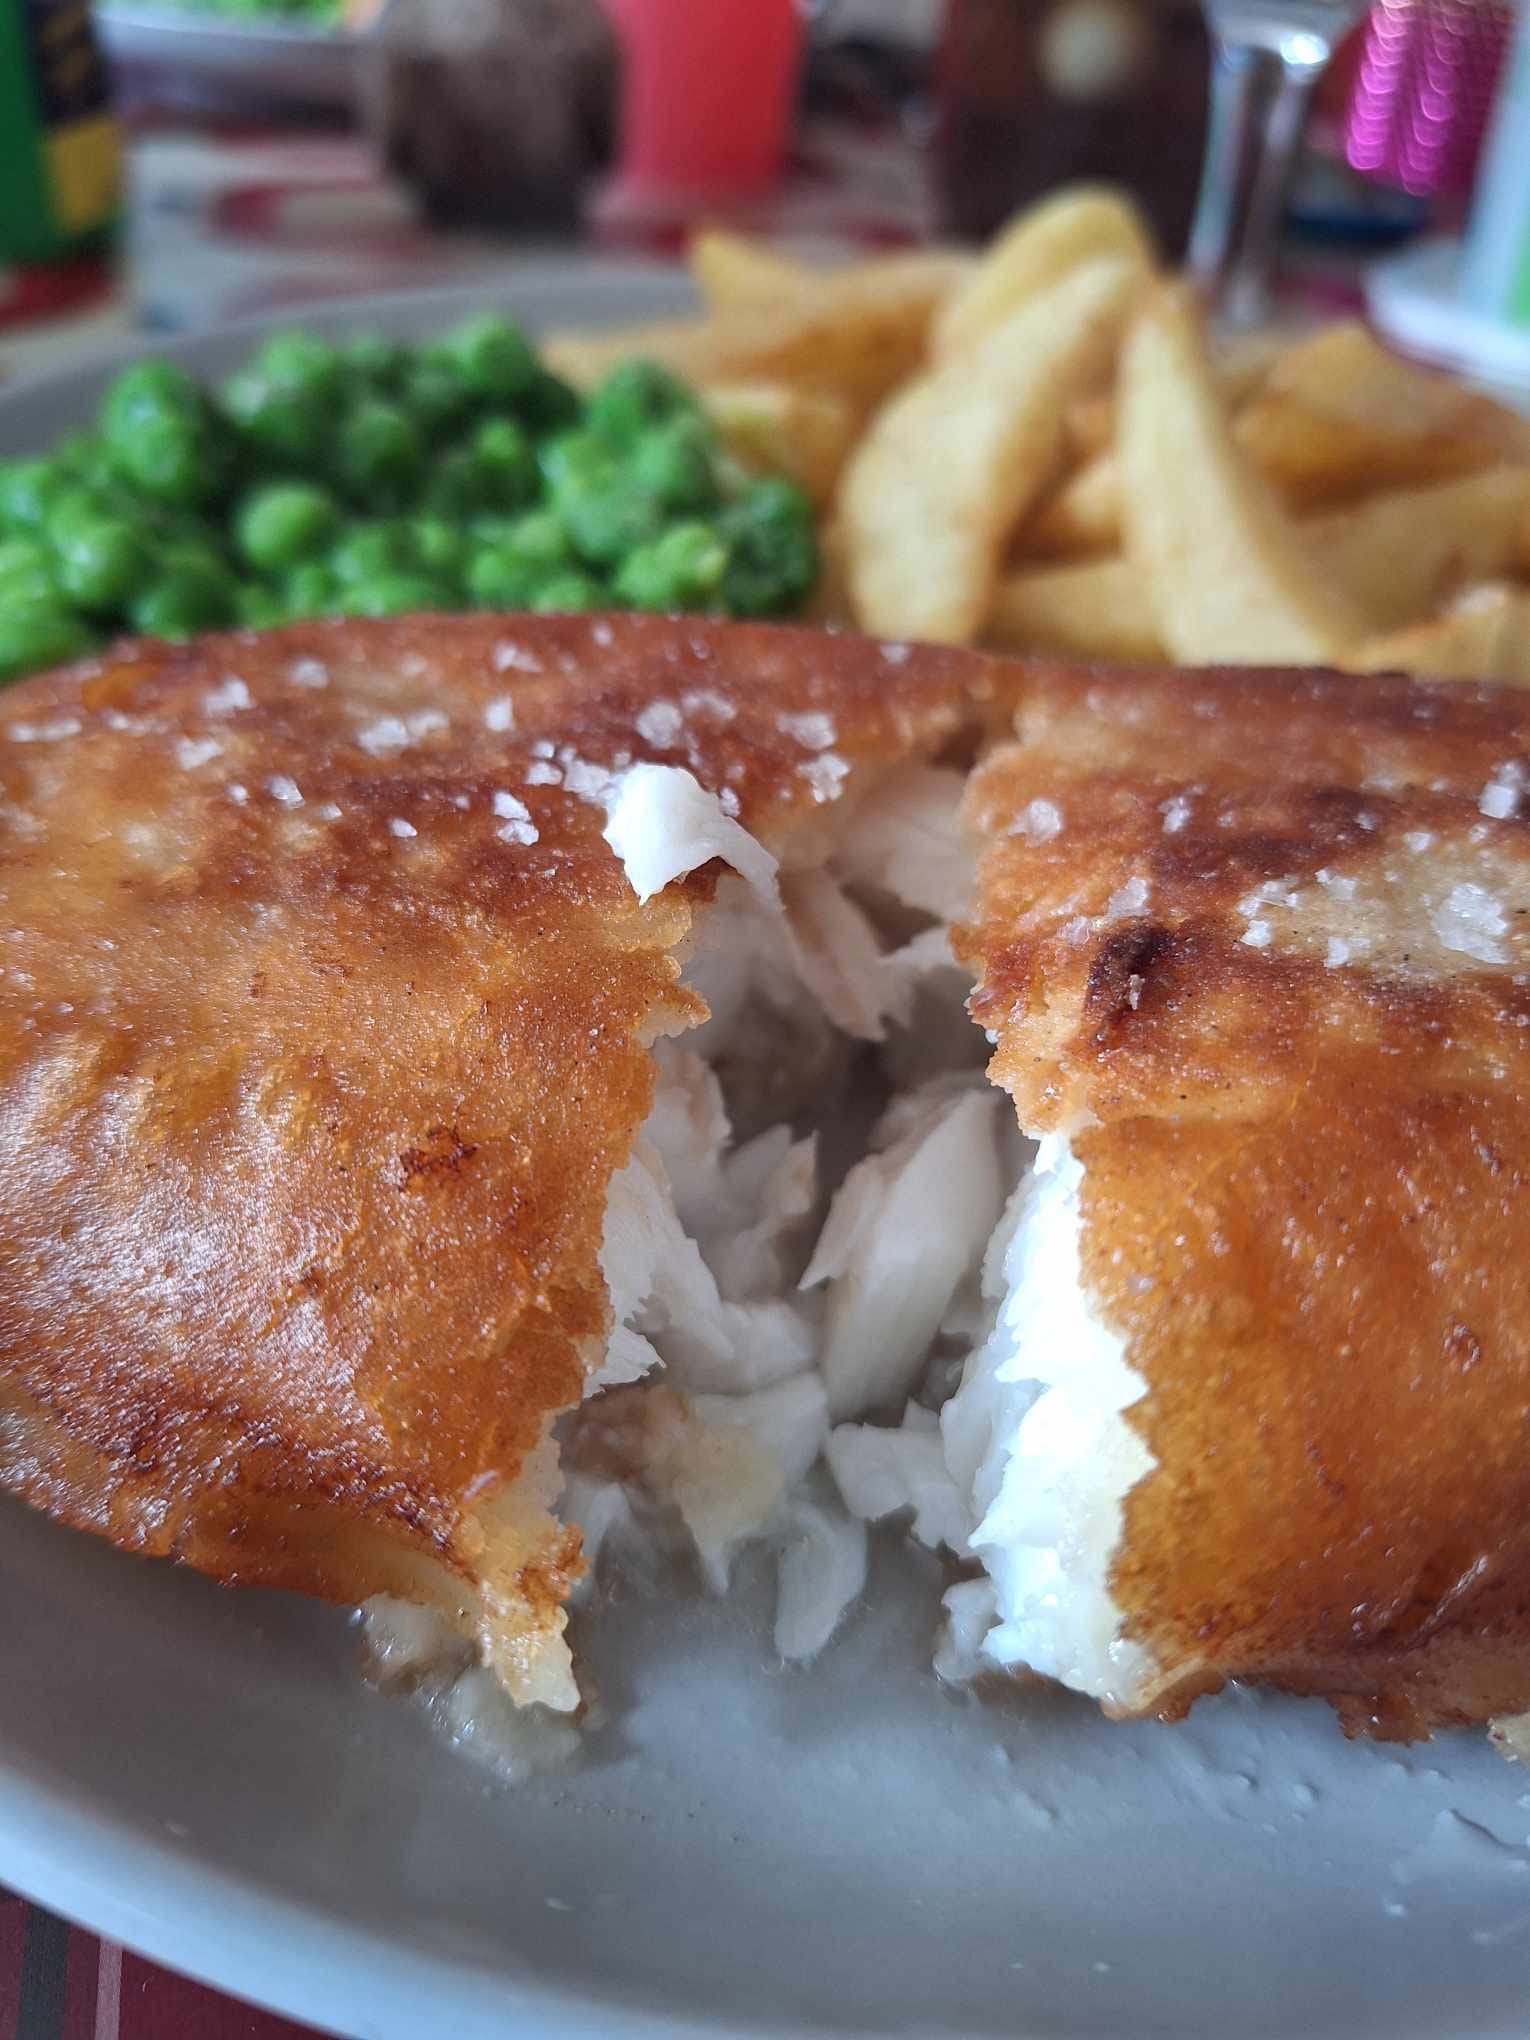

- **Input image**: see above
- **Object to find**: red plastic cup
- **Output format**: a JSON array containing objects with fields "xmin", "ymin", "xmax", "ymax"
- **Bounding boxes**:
[{"xmin": 602, "ymin": 0, "xmax": 804, "ymax": 198}]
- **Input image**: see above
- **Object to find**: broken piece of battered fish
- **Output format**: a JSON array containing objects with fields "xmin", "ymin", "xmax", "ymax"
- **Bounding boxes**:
[
  {"xmin": 943, "ymin": 662, "xmax": 1530, "ymax": 1740},
  {"xmin": 0, "ymin": 613, "xmax": 999, "ymax": 1715}
]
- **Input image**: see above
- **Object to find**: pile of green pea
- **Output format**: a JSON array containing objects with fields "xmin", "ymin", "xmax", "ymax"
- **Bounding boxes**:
[{"xmin": 0, "ymin": 316, "xmax": 820, "ymax": 681}]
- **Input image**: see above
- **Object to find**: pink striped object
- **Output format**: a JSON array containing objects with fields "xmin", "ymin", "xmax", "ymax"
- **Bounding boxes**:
[{"xmin": 1344, "ymin": 0, "xmax": 1511, "ymax": 196}]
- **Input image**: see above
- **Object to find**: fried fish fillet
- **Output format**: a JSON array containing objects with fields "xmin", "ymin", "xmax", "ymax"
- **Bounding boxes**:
[
  {"xmin": 952, "ymin": 662, "xmax": 1530, "ymax": 1739},
  {"xmin": 0, "ymin": 613, "xmax": 998, "ymax": 1709},
  {"xmin": 10, "ymin": 614, "xmax": 1530, "ymax": 1748}
]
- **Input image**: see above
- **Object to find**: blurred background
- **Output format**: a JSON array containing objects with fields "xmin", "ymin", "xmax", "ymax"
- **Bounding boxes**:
[{"xmin": 2, "ymin": 0, "xmax": 1527, "ymax": 385}]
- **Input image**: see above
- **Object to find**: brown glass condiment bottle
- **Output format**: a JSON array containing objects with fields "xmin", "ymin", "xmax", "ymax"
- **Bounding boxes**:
[{"xmin": 932, "ymin": 0, "xmax": 1210, "ymax": 256}]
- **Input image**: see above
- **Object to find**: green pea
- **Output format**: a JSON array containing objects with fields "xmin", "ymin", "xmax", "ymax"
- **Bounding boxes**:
[
  {"xmin": 0, "ymin": 459, "xmax": 64, "ymax": 531},
  {"xmin": 340, "ymin": 572, "xmax": 448, "ymax": 618},
  {"xmin": 441, "ymin": 314, "xmax": 537, "ymax": 403},
  {"xmin": 47, "ymin": 484, "xmax": 114, "ymax": 535},
  {"xmin": 0, "ymin": 535, "xmax": 59, "ymax": 597},
  {"xmin": 561, "ymin": 479, "xmax": 662, "ymax": 569},
  {"xmin": 498, "ymin": 507, "xmax": 571, "ymax": 573},
  {"xmin": 110, "ymin": 411, "xmax": 217, "ymax": 509},
  {"xmin": 585, "ymin": 358, "xmax": 696, "ymax": 447},
  {"xmin": 158, "ymin": 533, "xmax": 230, "ymax": 580},
  {"xmin": 221, "ymin": 371, "xmax": 329, "ymax": 472},
  {"xmin": 149, "ymin": 508, "xmax": 227, "ymax": 557},
  {"xmin": 472, "ymin": 415, "xmax": 536, "ymax": 510},
  {"xmin": 717, "ymin": 477, "xmax": 818, "ymax": 617},
  {"xmin": 236, "ymin": 583, "xmax": 286, "ymax": 629},
  {"xmin": 101, "ymin": 360, "xmax": 201, "ymax": 439},
  {"xmin": 59, "ymin": 453, "xmax": 128, "ymax": 519},
  {"xmin": 631, "ymin": 412, "xmax": 720, "ymax": 514},
  {"xmin": 253, "ymin": 329, "xmax": 344, "ymax": 404},
  {"xmin": 613, "ymin": 520, "xmax": 728, "ymax": 613},
  {"xmin": 408, "ymin": 516, "xmax": 468, "ymax": 584},
  {"xmin": 465, "ymin": 546, "xmax": 537, "ymax": 609},
  {"xmin": 54, "ymin": 431, "xmax": 108, "ymax": 481},
  {"xmin": 521, "ymin": 367, "xmax": 581, "ymax": 436},
  {"xmin": 332, "ymin": 398, "xmax": 423, "ymax": 510},
  {"xmin": 282, "ymin": 560, "xmax": 340, "ymax": 619},
  {"xmin": 101, "ymin": 360, "xmax": 230, "ymax": 509},
  {"xmin": 423, "ymin": 447, "xmax": 496, "ymax": 519},
  {"xmin": 541, "ymin": 431, "xmax": 662, "ymax": 566},
  {"xmin": 538, "ymin": 428, "xmax": 607, "ymax": 494},
  {"xmin": 401, "ymin": 360, "xmax": 474, "ymax": 438},
  {"xmin": 131, "ymin": 549, "xmax": 237, "ymax": 638},
  {"xmin": 341, "ymin": 330, "xmax": 409, "ymax": 389},
  {"xmin": 52, "ymin": 516, "xmax": 147, "ymax": 613},
  {"xmin": 530, "ymin": 571, "xmax": 604, "ymax": 614},
  {"xmin": 329, "ymin": 521, "xmax": 418, "ymax": 585},
  {"xmin": 236, "ymin": 482, "xmax": 340, "ymax": 573},
  {"xmin": 0, "ymin": 597, "xmax": 90, "ymax": 680}
]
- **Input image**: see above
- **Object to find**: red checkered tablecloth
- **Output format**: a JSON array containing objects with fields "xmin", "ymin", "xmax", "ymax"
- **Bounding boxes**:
[{"xmin": 1, "ymin": 1890, "xmax": 323, "ymax": 2039}]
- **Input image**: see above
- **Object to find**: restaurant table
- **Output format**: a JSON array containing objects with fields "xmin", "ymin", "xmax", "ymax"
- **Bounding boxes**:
[
  {"xmin": 2, "ymin": 1886, "xmax": 320, "ymax": 2037},
  {"xmin": 0, "ymin": 104, "xmax": 935, "ymax": 375}
]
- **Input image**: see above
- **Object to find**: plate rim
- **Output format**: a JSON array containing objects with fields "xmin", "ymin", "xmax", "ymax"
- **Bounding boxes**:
[
  {"xmin": 0, "ymin": 1758, "xmax": 800, "ymax": 2040},
  {"xmin": 0, "ymin": 258, "xmax": 697, "ymax": 408}
]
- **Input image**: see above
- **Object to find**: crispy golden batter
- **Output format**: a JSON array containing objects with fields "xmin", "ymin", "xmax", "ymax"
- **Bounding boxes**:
[
  {"xmin": 963, "ymin": 661, "xmax": 1530, "ymax": 1738},
  {"xmin": 0, "ymin": 613, "xmax": 997, "ymax": 1694}
]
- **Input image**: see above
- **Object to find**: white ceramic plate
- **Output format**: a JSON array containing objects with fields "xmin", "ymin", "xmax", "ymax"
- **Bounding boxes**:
[{"xmin": 4, "ymin": 267, "xmax": 1530, "ymax": 2040}]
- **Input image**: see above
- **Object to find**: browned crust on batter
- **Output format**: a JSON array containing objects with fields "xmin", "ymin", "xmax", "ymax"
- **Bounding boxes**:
[
  {"xmin": 961, "ymin": 659, "xmax": 1530, "ymax": 1738},
  {"xmin": 0, "ymin": 613, "xmax": 1000, "ymax": 1667}
]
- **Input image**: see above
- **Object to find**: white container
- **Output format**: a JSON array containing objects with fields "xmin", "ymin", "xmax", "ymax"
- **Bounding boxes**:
[{"xmin": 1461, "ymin": 0, "xmax": 1530, "ymax": 327}]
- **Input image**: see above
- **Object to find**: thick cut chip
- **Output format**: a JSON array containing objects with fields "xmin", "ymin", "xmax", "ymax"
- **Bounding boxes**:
[
  {"xmin": 985, "ymin": 555, "xmax": 1163, "ymax": 662},
  {"xmin": 1038, "ymin": 460, "xmax": 1530, "ymax": 633},
  {"xmin": 1117, "ymin": 286, "xmax": 1369, "ymax": 664},
  {"xmin": 0, "ymin": 612, "xmax": 998, "ymax": 1705},
  {"xmin": 1031, "ymin": 320, "xmax": 1514, "ymax": 564},
  {"xmin": 959, "ymin": 659, "xmax": 1530, "ymax": 1738},
  {"xmin": 1344, "ymin": 583, "xmax": 1530, "ymax": 687},
  {"xmin": 688, "ymin": 229, "xmax": 814, "ymax": 309},
  {"xmin": 1024, "ymin": 333, "xmax": 1282, "ymax": 560},
  {"xmin": 1026, "ymin": 447, "xmax": 1122, "ymax": 558},
  {"xmin": 701, "ymin": 381, "xmax": 858, "ymax": 508},
  {"xmin": 841, "ymin": 256, "xmax": 1139, "ymax": 643},
  {"xmin": 1063, "ymin": 390, "xmax": 1116, "ymax": 463},
  {"xmin": 1234, "ymin": 322, "xmax": 1530, "ymax": 508},
  {"xmin": 544, "ymin": 250, "xmax": 970, "ymax": 417},
  {"xmin": 932, "ymin": 185, "xmax": 1154, "ymax": 359},
  {"xmin": 1308, "ymin": 469, "xmax": 1530, "ymax": 633},
  {"xmin": 1212, "ymin": 328, "xmax": 1287, "ymax": 411}
]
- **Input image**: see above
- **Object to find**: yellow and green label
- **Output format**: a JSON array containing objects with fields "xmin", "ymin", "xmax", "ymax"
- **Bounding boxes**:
[{"xmin": 0, "ymin": 1, "xmax": 120, "ymax": 263}]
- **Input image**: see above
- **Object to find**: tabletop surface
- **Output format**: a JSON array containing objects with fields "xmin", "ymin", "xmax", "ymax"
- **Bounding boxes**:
[{"xmin": 2, "ymin": 1888, "xmax": 321, "ymax": 2039}]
